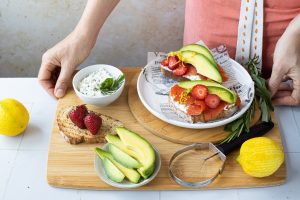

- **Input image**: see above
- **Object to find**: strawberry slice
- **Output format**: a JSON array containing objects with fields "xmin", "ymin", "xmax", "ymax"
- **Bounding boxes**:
[
  {"xmin": 205, "ymin": 94, "xmax": 221, "ymax": 109},
  {"xmin": 161, "ymin": 58, "xmax": 169, "ymax": 66},
  {"xmin": 187, "ymin": 102, "xmax": 206, "ymax": 116},
  {"xmin": 173, "ymin": 63, "xmax": 187, "ymax": 76},
  {"xmin": 69, "ymin": 105, "xmax": 88, "ymax": 129},
  {"xmin": 84, "ymin": 113, "xmax": 102, "ymax": 135},
  {"xmin": 184, "ymin": 65, "xmax": 197, "ymax": 76},
  {"xmin": 191, "ymin": 84, "xmax": 208, "ymax": 100},
  {"xmin": 168, "ymin": 56, "xmax": 180, "ymax": 70}
]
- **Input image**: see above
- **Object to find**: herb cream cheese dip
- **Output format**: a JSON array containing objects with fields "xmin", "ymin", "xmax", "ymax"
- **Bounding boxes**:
[{"xmin": 78, "ymin": 69, "xmax": 113, "ymax": 97}]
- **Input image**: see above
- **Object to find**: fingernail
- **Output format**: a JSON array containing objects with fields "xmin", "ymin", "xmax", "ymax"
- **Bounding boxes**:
[{"xmin": 55, "ymin": 89, "xmax": 64, "ymax": 98}]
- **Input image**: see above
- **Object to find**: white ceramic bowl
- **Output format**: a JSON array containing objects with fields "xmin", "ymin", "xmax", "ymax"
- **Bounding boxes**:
[
  {"xmin": 72, "ymin": 64, "xmax": 125, "ymax": 107},
  {"xmin": 94, "ymin": 144, "xmax": 161, "ymax": 189}
]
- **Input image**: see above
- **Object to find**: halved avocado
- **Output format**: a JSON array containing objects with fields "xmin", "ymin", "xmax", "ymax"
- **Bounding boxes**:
[
  {"xmin": 180, "ymin": 44, "xmax": 217, "ymax": 67},
  {"xmin": 107, "ymin": 143, "xmax": 141, "ymax": 169},
  {"xmin": 102, "ymin": 158, "xmax": 125, "ymax": 183},
  {"xmin": 178, "ymin": 51, "xmax": 222, "ymax": 83},
  {"xmin": 178, "ymin": 80, "xmax": 237, "ymax": 104},
  {"xmin": 105, "ymin": 128, "xmax": 156, "ymax": 179},
  {"xmin": 95, "ymin": 147, "xmax": 141, "ymax": 183}
]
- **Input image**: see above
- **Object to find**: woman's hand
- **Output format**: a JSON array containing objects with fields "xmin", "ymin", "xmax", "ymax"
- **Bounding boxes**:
[
  {"xmin": 38, "ymin": 31, "xmax": 93, "ymax": 98},
  {"xmin": 38, "ymin": 0, "xmax": 120, "ymax": 98},
  {"xmin": 268, "ymin": 15, "xmax": 300, "ymax": 106}
]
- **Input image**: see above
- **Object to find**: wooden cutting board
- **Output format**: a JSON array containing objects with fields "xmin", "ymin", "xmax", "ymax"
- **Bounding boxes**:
[{"xmin": 47, "ymin": 67, "xmax": 286, "ymax": 190}]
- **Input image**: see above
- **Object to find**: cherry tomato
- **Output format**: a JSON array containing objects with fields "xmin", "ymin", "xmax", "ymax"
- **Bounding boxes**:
[
  {"xmin": 205, "ymin": 94, "xmax": 221, "ymax": 109},
  {"xmin": 191, "ymin": 84, "xmax": 208, "ymax": 100}
]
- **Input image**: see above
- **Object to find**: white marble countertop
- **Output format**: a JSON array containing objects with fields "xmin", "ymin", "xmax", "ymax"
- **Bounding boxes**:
[{"xmin": 0, "ymin": 78, "xmax": 299, "ymax": 200}]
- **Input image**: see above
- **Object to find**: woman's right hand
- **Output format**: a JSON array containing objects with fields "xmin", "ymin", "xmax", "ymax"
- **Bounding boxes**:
[
  {"xmin": 38, "ymin": 31, "xmax": 94, "ymax": 98},
  {"xmin": 38, "ymin": 0, "xmax": 120, "ymax": 98}
]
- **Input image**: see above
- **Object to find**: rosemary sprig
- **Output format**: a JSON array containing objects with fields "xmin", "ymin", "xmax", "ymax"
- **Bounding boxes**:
[{"xmin": 221, "ymin": 56, "xmax": 274, "ymax": 143}]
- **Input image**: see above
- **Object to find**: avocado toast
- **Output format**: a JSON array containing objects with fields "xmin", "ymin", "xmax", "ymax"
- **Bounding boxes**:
[
  {"xmin": 160, "ymin": 44, "xmax": 228, "ymax": 83},
  {"xmin": 169, "ymin": 80, "xmax": 240, "ymax": 123}
]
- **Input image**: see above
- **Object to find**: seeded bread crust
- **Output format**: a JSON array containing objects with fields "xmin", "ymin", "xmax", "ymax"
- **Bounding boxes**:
[
  {"xmin": 57, "ymin": 106, "xmax": 123, "ymax": 144},
  {"xmin": 168, "ymin": 96, "xmax": 238, "ymax": 123}
]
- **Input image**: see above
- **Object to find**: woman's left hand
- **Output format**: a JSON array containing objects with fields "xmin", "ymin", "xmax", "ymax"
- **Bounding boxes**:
[{"xmin": 268, "ymin": 15, "xmax": 300, "ymax": 106}]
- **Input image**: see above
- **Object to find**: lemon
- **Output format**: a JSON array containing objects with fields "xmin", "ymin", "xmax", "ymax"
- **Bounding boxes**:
[
  {"xmin": 237, "ymin": 137, "xmax": 284, "ymax": 178},
  {"xmin": 0, "ymin": 98, "xmax": 29, "ymax": 136}
]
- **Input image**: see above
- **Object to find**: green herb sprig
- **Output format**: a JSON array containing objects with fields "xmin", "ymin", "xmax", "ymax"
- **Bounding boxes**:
[
  {"xmin": 99, "ymin": 74, "xmax": 125, "ymax": 95},
  {"xmin": 221, "ymin": 56, "xmax": 274, "ymax": 144}
]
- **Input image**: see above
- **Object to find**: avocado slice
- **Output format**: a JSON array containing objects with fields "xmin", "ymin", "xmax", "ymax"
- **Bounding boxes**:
[
  {"xmin": 105, "ymin": 128, "xmax": 156, "ymax": 179},
  {"xmin": 107, "ymin": 143, "xmax": 141, "ymax": 169},
  {"xmin": 178, "ymin": 80, "xmax": 237, "ymax": 104},
  {"xmin": 95, "ymin": 147, "xmax": 141, "ymax": 183},
  {"xmin": 179, "ymin": 51, "xmax": 222, "ymax": 83},
  {"xmin": 105, "ymin": 134, "xmax": 140, "ymax": 158},
  {"xmin": 180, "ymin": 44, "xmax": 217, "ymax": 67},
  {"xmin": 102, "ymin": 157, "xmax": 125, "ymax": 183}
]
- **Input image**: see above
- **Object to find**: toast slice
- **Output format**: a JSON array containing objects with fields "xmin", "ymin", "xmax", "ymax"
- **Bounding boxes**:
[
  {"xmin": 57, "ymin": 106, "xmax": 123, "ymax": 144},
  {"xmin": 168, "ymin": 83, "xmax": 239, "ymax": 123}
]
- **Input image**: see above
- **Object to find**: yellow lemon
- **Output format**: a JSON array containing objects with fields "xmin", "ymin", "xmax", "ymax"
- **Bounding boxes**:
[
  {"xmin": 237, "ymin": 137, "xmax": 284, "ymax": 178},
  {"xmin": 0, "ymin": 98, "xmax": 29, "ymax": 136}
]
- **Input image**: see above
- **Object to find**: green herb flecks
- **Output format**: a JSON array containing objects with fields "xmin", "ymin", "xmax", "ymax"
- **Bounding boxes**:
[
  {"xmin": 99, "ymin": 74, "xmax": 125, "ymax": 95},
  {"xmin": 221, "ymin": 56, "xmax": 274, "ymax": 144}
]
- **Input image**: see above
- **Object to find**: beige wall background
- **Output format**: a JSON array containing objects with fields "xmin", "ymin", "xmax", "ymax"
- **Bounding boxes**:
[{"xmin": 0, "ymin": 0, "xmax": 185, "ymax": 77}]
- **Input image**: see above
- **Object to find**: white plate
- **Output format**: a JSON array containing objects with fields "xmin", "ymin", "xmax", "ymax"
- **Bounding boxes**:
[
  {"xmin": 137, "ymin": 57, "xmax": 255, "ymax": 129},
  {"xmin": 94, "ymin": 144, "xmax": 161, "ymax": 189}
]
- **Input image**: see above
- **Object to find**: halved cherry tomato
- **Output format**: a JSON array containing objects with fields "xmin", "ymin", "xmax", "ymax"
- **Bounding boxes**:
[
  {"xmin": 191, "ymin": 84, "xmax": 208, "ymax": 100},
  {"xmin": 161, "ymin": 58, "xmax": 169, "ymax": 66},
  {"xmin": 184, "ymin": 65, "xmax": 197, "ymax": 76},
  {"xmin": 173, "ymin": 63, "xmax": 187, "ymax": 76},
  {"xmin": 217, "ymin": 64, "xmax": 229, "ymax": 82},
  {"xmin": 205, "ymin": 94, "xmax": 221, "ymax": 109},
  {"xmin": 170, "ymin": 84, "xmax": 185, "ymax": 97},
  {"xmin": 168, "ymin": 56, "xmax": 180, "ymax": 70},
  {"xmin": 187, "ymin": 102, "xmax": 206, "ymax": 116}
]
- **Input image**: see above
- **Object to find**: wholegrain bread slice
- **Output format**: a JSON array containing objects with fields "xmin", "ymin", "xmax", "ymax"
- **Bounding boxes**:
[
  {"xmin": 57, "ymin": 106, "xmax": 123, "ymax": 144},
  {"xmin": 168, "ymin": 96, "xmax": 238, "ymax": 123}
]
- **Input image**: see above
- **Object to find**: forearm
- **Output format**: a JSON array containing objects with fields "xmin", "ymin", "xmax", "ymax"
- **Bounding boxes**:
[
  {"xmin": 284, "ymin": 13, "xmax": 300, "ymax": 37},
  {"xmin": 74, "ymin": 0, "xmax": 120, "ymax": 48}
]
